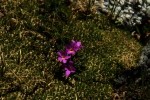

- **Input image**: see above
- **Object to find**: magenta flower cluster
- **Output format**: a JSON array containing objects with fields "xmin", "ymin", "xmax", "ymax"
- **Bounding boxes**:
[{"xmin": 57, "ymin": 40, "xmax": 82, "ymax": 78}]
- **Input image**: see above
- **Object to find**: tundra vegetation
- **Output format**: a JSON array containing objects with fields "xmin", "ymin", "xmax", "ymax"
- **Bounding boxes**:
[{"xmin": 0, "ymin": 0, "xmax": 149, "ymax": 99}]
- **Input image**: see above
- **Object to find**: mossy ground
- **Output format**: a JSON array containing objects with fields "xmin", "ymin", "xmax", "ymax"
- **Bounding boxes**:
[{"xmin": 0, "ymin": 0, "xmax": 144, "ymax": 99}]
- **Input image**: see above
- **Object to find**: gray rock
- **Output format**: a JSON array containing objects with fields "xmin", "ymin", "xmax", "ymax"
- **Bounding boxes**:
[
  {"xmin": 95, "ymin": 0, "xmax": 150, "ymax": 26},
  {"xmin": 147, "ymin": 0, "xmax": 150, "ymax": 4},
  {"xmin": 138, "ymin": 40, "xmax": 150, "ymax": 66},
  {"xmin": 147, "ymin": 6, "xmax": 150, "ymax": 17}
]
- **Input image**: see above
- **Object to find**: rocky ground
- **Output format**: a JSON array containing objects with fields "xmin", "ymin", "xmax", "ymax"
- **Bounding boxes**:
[
  {"xmin": 69, "ymin": 0, "xmax": 150, "ymax": 43},
  {"xmin": 95, "ymin": 0, "xmax": 150, "ymax": 26}
]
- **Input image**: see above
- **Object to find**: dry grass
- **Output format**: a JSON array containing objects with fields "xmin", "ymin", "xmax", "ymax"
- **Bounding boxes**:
[{"xmin": 0, "ymin": 0, "xmax": 144, "ymax": 99}]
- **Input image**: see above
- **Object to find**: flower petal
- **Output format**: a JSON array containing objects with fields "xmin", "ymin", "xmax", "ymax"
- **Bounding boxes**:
[
  {"xmin": 65, "ymin": 55, "xmax": 71, "ymax": 59},
  {"xmin": 66, "ymin": 49, "xmax": 76, "ymax": 55},
  {"xmin": 62, "ymin": 59, "xmax": 67, "ymax": 63},
  {"xmin": 76, "ymin": 42, "xmax": 81, "ymax": 47},
  {"xmin": 65, "ymin": 68, "xmax": 71, "ymax": 78},
  {"xmin": 57, "ymin": 51, "xmax": 62, "ymax": 56},
  {"xmin": 58, "ymin": 57, "xmax": 63, "ymax": 62}
]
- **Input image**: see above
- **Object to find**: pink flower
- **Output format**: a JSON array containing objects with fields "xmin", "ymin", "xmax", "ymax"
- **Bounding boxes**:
[
  {"xmin": 65, "ymin": 40, "xmax": 82, "ymax": 56},
  {"xmin": 57, "ymin": 50, "xmax": 71, "ymax": 63},
  {"xmin": 62, "ymin": 61, "xmax": 76, "ymax": 78}
]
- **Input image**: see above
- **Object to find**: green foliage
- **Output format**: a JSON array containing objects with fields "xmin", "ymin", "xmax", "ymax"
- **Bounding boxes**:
[{"xmin": 0, "ymin": 0, "xmax": 143, "ymax": 99}]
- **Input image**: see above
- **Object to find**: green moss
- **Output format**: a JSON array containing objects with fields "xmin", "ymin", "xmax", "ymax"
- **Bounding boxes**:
[{"xmin": 0, "ymin": 0, "xmax": 142, "ymax": 99}]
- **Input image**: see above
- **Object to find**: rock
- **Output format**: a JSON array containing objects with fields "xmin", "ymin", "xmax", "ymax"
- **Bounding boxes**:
[
  {"xmin": 138, "ymin": 40, "xmax": 150, "ymax": 66},
  {"xmin": 94, "ymin": 0, "xmax": 150, "ymax": 26},
  {"xmin": 147, "ymin": 0, "xmax": 150, "ymax": 4},
  {"xmin": 147, "ymin": 6, "xmax": 150, "ymax": 17}
]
